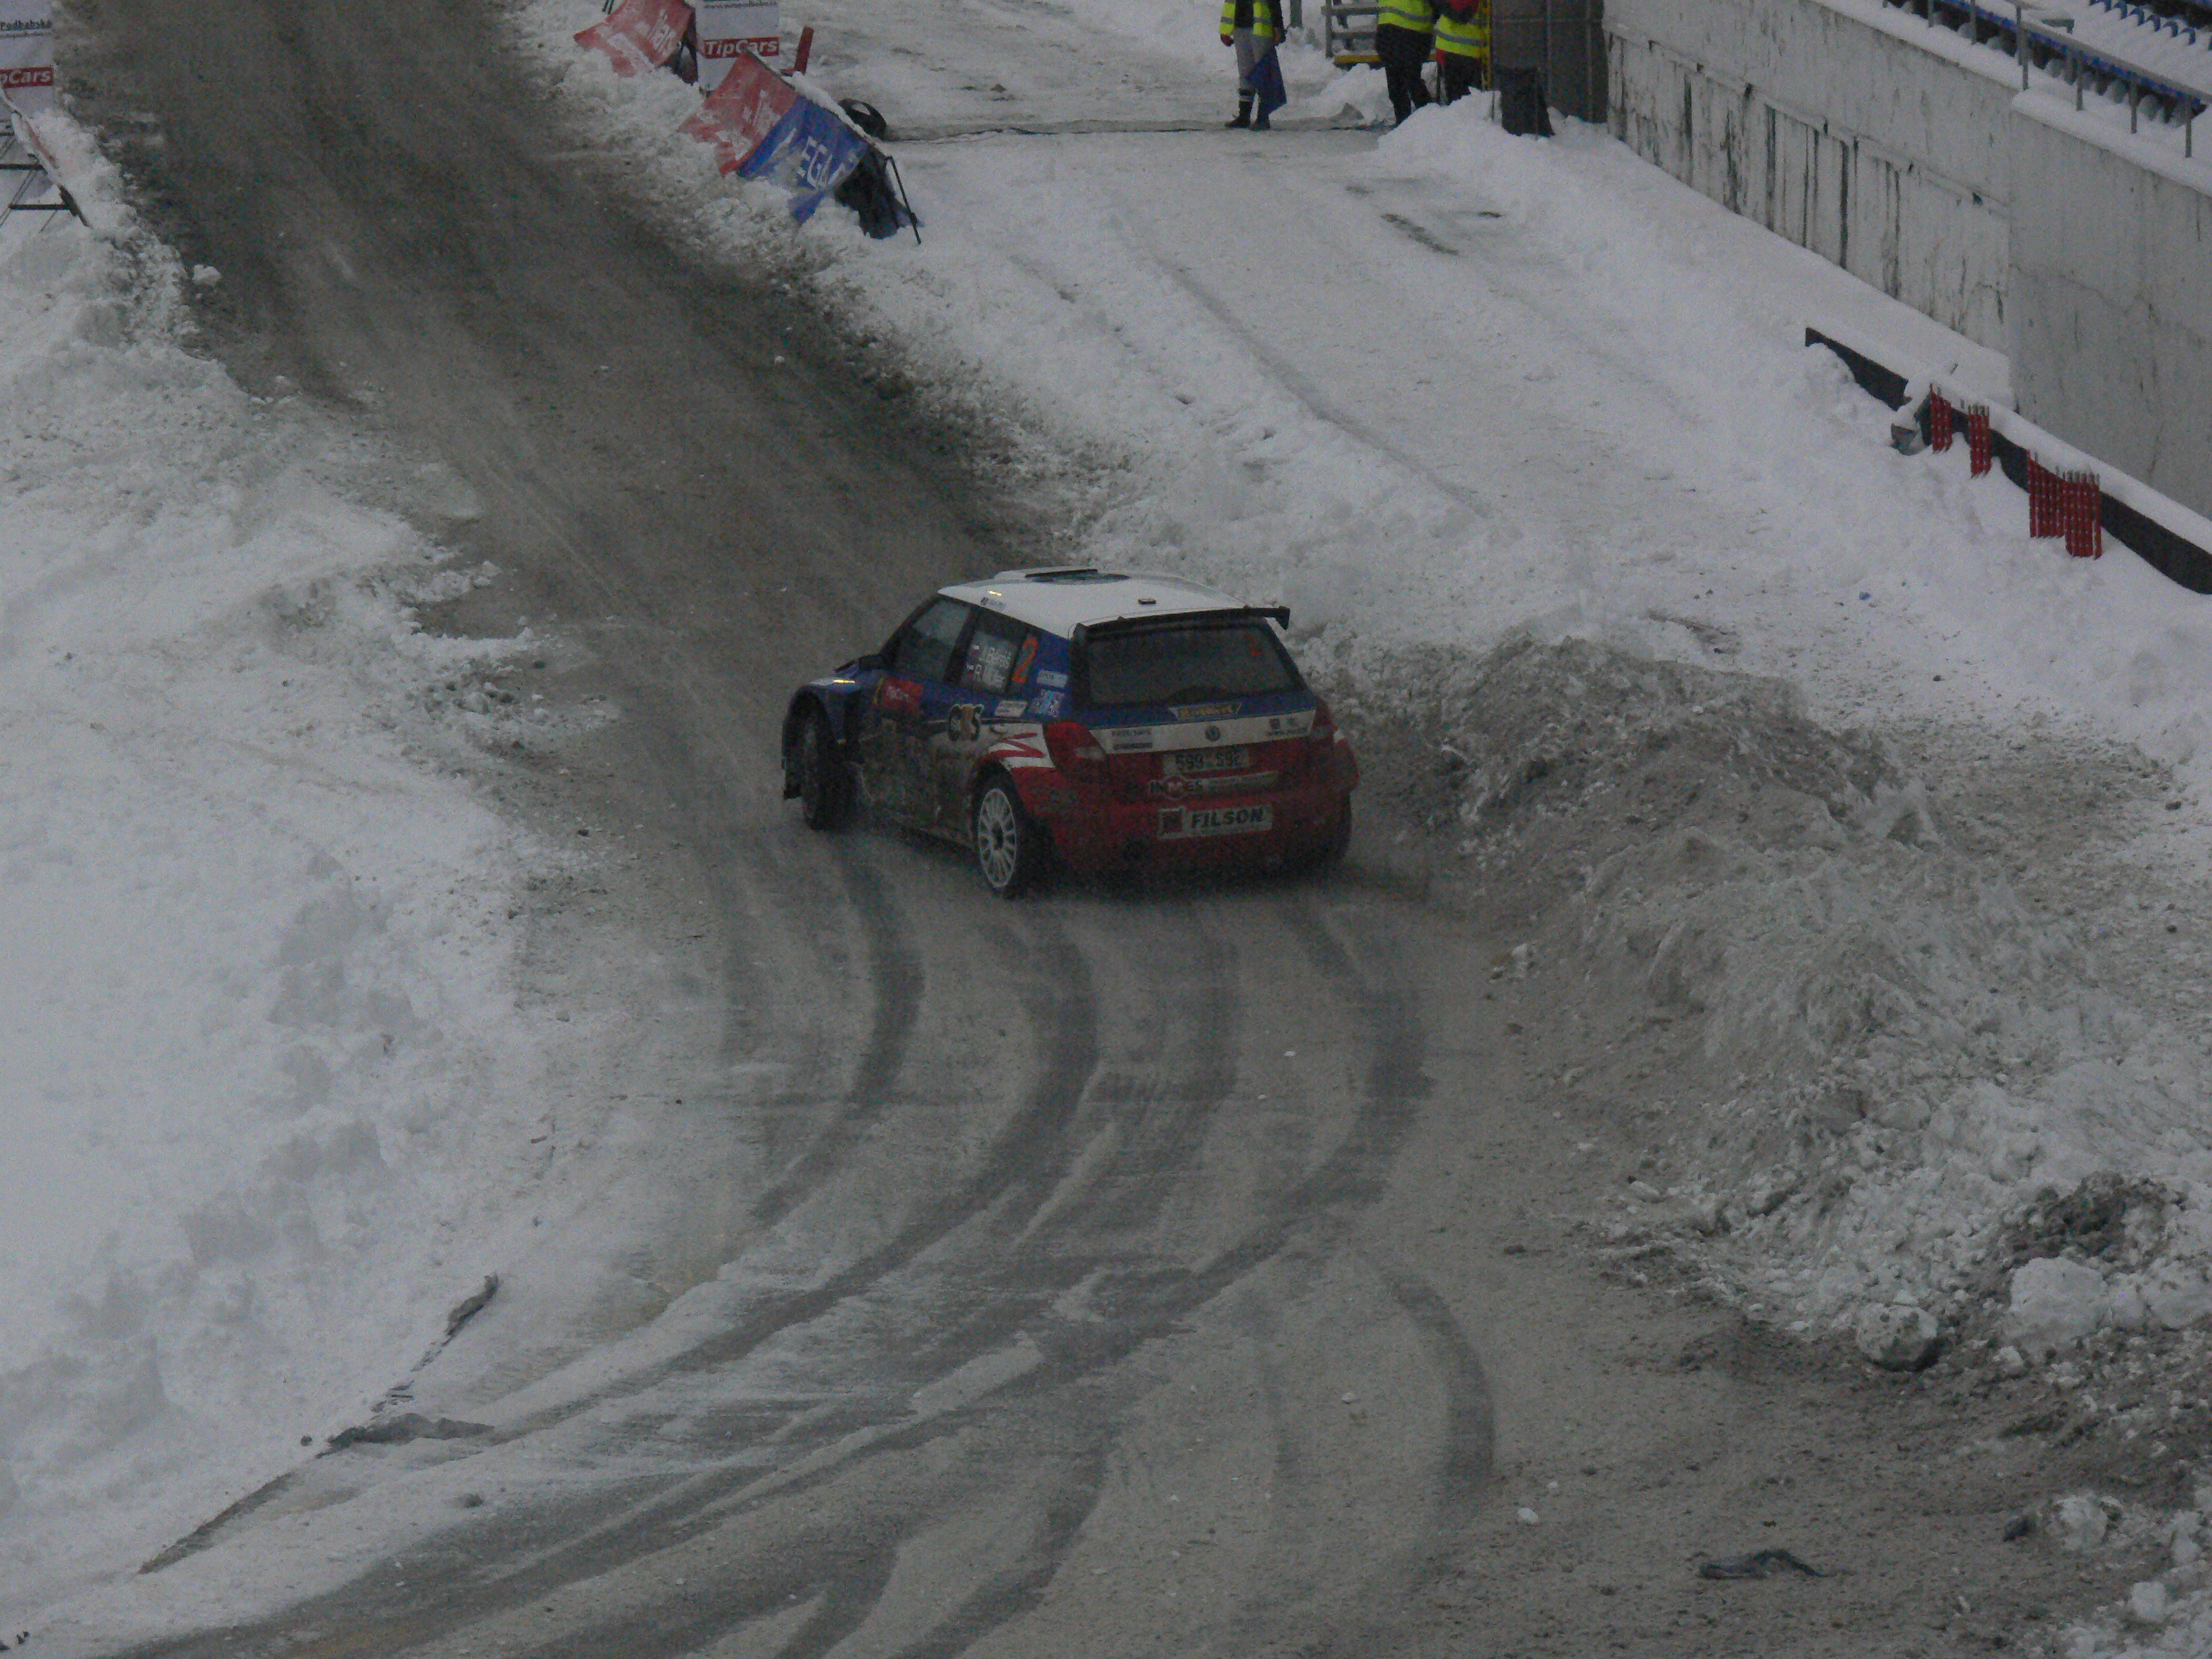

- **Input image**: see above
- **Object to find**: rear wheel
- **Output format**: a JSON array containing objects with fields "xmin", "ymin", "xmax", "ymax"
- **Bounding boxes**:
[
  {"xmin": 793, "ymin": 708, "xmax": 853, "ymax": 830},
  {"xmin": 973, "ymin": 775, "xmax": 1044, "ymax": 897},
  {"xmin": 1306, "ymin": 797, "xmax": 1352, "ymax": 874}
]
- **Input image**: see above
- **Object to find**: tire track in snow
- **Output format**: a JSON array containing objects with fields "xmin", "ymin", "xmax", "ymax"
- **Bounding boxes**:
[
  {"xmin": 873, "ymin": 1431, "xmax": 1115, "ymax": 1659},
  {"xmin": 115, "ymin": 895, "xmax": 1477, "ymax": 1659},
  {"xmin": 487, "ymin": 900, "xmax": 1421, "ymax": 1633},
  {"xmin": 315, "ymin": 911, "xmax": 1107, "ymax": 1587},
  {"xmin": 739, "ymin": 840, "xmax": 925, "ymax": 1233},
  {"xmin": 1142, "ymin": 238, "xmax": 1498, "ymax": 525}
]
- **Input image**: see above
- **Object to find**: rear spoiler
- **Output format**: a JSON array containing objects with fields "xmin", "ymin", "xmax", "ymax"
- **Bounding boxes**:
[{"xmin": 1073, "ymin": 605, "xmax": 1291, "ymax": 646}]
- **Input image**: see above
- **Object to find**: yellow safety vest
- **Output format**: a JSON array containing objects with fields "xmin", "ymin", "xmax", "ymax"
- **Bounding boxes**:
[
  {"xmin": 1376, "ymin": 0, "xmax": 1437, "ymax": 34},
  {"xmin": 1219, "ymin": 0, "xmax": 1282, "ymax": 37},
  {"xmin": 1435, "ymin": 0, "xmax": 1488, "ymax": 55}
]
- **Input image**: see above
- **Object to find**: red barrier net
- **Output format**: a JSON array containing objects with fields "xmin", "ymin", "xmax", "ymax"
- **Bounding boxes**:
[
  {"xmin": 2062, "ymin": 471, "xmax": 2103, "ymax": 559},
  {"xmin": 2027, "ymin": 455, "xmax": 2059, "ymax": 537},
  {"xmin": 1929, "ymin": 392, "xmax": 1953, "ymax": 453},
  {"xmin": 576, "ymin": 0, "xmax": 695, "ymax": 75},
  {"xmin": 1966, "ymin": 404, "xmax": 1992, "ymax": 477}
]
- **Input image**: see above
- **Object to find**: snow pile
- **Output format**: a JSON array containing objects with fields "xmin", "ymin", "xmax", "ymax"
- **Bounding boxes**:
[
  {"xmin": 1355, "ymin": 634, "xmax": 2212, "ymax": 1332},
  {"xmin": 0, "ymin": 134, "xmax": 555, "ymax": 1614},
  {"xmin": 2051, "ymin": 1488, "xmax": 2212, "ymax": 1658}
]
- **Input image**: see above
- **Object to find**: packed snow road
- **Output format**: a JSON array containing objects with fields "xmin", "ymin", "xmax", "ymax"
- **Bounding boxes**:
[
  {"xmin": 49, "ymin": 1, "xmax": 1530, "ymax": 1653},
  {"xmin": 30, "ymin": 0, "xmax": 2212, "ymax": 1656}
]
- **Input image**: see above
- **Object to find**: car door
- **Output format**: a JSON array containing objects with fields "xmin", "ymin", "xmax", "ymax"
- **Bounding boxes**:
[
  {"xmin": 861, "ymin": 596, "xmax": 972, "ymax": 825},
  {"xmin": 932, "ymin": 607, "xmax": 1036, "ymax": 832}
]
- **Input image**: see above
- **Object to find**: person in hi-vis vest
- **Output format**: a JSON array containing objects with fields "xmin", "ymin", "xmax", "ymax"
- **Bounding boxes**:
[
  {"xmin": 1374, "ymin": 0, "xmax": 1437, "ymax": 126},
  {"xmin": 1218, "ymin": 0, "xmax": 1284, "ymax": 129},
  {"xmin": 1435, "ymin": 0, "xmax": 1489, "ymax": 103}
]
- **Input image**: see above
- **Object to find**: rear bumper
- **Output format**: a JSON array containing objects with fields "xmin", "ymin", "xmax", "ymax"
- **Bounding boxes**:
[{"xmin": 1019, "ymin": 775, "xmax": 1353, "ymax": 874}]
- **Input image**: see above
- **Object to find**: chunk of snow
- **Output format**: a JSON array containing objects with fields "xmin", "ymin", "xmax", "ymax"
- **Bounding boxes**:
[{"xmin": 2006, "ymin": 1258, "xmax": 2109, "ymax": 1355}]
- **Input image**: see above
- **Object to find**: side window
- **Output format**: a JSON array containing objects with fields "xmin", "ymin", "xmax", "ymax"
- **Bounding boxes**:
[
  {"xmin": 959, "ymin": 610, "xmax": 1033, "ymax": 695},
  {"xmin": 885, "ymin": 598, "xmax": 970, "ymax": 685}
]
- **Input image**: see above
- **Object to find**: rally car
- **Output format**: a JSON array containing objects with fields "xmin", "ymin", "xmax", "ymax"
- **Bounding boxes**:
[{"xmin": 780, "ymin": 567, "xmax": 1358, "ymax": 896}]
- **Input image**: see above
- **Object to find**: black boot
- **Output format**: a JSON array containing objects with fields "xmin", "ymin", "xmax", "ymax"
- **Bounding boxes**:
[{"xmin": 1227, "ymin": 98, "xmax": 1252, "ymax": 128}]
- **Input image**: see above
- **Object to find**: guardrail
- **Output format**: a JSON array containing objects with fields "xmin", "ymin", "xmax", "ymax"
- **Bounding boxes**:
[{"xmin": 1812, "ymin": 322, "xmax": 2212, "ymax": 594}]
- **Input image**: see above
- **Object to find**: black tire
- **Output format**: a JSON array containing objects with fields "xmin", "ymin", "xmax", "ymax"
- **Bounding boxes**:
[
  {"xmin": 972, "ymin": 774, "xmax": 1044, "ymax": 897},
  {"xmin": 1307, "ymin": 797, "xmax": 1352, "ymax": 874},
  {"xmin": 793, "ymin": 707, "xmax": 853, "ymax": 831}
]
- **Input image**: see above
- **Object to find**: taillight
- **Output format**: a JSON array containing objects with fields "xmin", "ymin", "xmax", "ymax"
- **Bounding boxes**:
[
  {"xmin": 1306, "ymin": 699, "xmax": 1353, "ymax": 785},
  {"xmin": 1308, "ymin": 698, "xmax": 1337, "ymax": 745},
  {"xmin": 1045, "ymin": 721, "xmax": 1107, "ymax": 786}
]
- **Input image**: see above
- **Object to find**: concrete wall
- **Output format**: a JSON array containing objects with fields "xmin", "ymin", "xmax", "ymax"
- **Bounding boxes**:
[
  {"xmin": 1605, "ymin": 0, "xmax": 2212, "ymax": 520},
  {"xmin": 1606, "ymin": 0, "xmax": 2015, "ymax": 348},
  {"xmin": 2009, "ymin": 95, "xmax": 2212, "ymax": 521}
]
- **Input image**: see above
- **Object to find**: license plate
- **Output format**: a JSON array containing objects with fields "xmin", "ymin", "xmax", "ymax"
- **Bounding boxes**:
[
  {"xmin": 1160, "ymin": 804, "xmax": 1273, "ymax": 838},
  {"xmin": 1166, "ymin": 746, "xmax": 1250, "ymax": 775}
]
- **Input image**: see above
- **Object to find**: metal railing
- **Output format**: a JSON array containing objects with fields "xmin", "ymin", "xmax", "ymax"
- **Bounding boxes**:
[
  {"xmin": 1321, "ymin": 1, "xmax": 1380, "ymax": 64},
  {"xmin": 1494, "ymin": 0, "xmax": 1604, "ymax": 121},
  {"xmin": 1891, "ymin": 0, "xmax": 2207, "ymax": 149}
]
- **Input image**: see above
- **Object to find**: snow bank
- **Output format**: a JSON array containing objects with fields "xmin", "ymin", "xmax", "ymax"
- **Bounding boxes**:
[
  {"xmin": 1351, "ymin": 633, "xmax": 2212, "ymax": 1346},
  {"xmin": 0, "ymin": 124, "xmax": 554, "ymax": 1615}
]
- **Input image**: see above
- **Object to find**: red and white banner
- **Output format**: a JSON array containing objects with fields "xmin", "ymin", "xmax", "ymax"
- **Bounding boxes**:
[
  {"xmin": 0, "ymin": 0, "xmax": 53, "ymax": 115},
  {"xmin": 694, "ymin": 0, "xmax": 779, "ymax": 89},
  {"xmin": 575, "ymin": 0, "xmax": 695, "ymax": 77},
  {"xmin": 678, "ymin": 46, "xmax": 793, "ymax": 173}
]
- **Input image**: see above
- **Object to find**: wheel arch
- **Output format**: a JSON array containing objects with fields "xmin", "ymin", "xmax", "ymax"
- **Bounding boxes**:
[
  {"xmin": 968, "ymin": 757, "xmax": 1013, "ymax": 811},
  {"xmin": 781, "ymin": 689, "xmax": 860, "ymax": 804},
  {"xmin": 970, "ymin": 760, "xmax": 1049, "ymax": 836},
  {"xmin": 785, "ymin": 684, "xmax": 865, "ymax": 754}
]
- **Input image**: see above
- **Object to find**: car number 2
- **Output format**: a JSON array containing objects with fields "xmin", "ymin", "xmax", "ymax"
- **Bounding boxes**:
[{"xmin": 1160, "ymin": 804, "xmax": 1273, "ymax": 838}]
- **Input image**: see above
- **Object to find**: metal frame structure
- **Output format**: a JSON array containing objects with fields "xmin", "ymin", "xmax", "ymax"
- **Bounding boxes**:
[
  {"xmin": 1890, "ymin": 0, "xmax": 2207, "ymax": 150},
  {"xmin": 0, "ymin": 108, "xmax": 73, "ymax": 220},
  {"xmin": 1322, "ymin": 0, "xmax": 1382, "ymax": 64}
]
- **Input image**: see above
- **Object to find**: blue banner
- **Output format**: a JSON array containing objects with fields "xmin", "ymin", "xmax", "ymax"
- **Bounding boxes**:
[
  {"xmin": 736, "ymin": 96, "xmax": 872, "ymax": 222},
  {"xmin": 1252, "ymin": 45, "xmax": 1288, "ymax": 118}
]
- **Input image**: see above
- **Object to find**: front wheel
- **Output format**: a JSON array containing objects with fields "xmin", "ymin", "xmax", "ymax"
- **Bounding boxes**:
[
  {"xmin": 972, "ymin": 775, "xmax": 1044, "ymax": 897},
  {"xmin": 793, "ymin": 708, "xmax": 853, "ymax": 831}
]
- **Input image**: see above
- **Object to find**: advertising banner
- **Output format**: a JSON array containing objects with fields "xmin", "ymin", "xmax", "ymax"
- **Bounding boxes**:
[
  {"xmin": 694, "ymin": 0, "xmax": 779, "ymax": 89},
  {"xmin": 679, "ymin": 49, "xmax": 867, "ymax": 222},
  {"xmin": 575, "ymin": 0, "xmax": 695, "ymax": 77},
  {"xmin": 679, "ymin": 47, "xmax": 795, "ymax": 171},
  {"xmin": 737, "ymin": 96, "xmax": 868, "ymax": 220},
  {"xmin": 0, "ymin": 0, "xmax": 53, "ymax": 115}
]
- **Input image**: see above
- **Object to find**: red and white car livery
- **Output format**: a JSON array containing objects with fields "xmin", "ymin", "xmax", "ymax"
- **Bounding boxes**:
[{"xmin": 781, "ymin": 567, "xmax": 1358, "ymax": 895}]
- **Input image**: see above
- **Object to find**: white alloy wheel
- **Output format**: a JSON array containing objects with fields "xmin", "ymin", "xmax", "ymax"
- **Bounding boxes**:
[{"xmin": 973, "ymin": 778, "xmax": 1037, "ymax": 897}]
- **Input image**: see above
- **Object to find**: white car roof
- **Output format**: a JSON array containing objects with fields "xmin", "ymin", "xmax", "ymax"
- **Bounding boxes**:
[{"xmin": 939, "ymin": 567, "xmax": 1271, "ymax": 636}]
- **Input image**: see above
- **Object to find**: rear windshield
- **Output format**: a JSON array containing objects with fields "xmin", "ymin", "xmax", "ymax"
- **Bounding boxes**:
[{"xmin": 1080, "ymin": 620, "xmax": 1301, "ymax": 709}]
